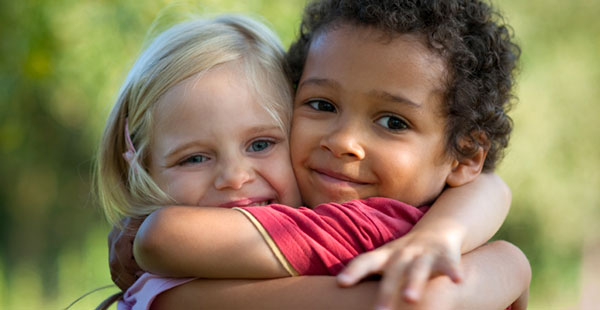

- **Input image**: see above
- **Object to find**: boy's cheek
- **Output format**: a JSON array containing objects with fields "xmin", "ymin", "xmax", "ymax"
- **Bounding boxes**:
[{"xmin": 284, "ymin": 184, "xmax": 303, "ymax": 207}]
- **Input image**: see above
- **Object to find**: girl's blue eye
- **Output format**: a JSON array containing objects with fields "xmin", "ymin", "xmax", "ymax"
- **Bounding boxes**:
[
  {"xmin": 248, "ymin": 140, "xmax": 273, "ymax": 152},
  {"xmin": 376, "ymin": 116, "xmax": 409, "ymax": 131},
  {"xmin": 308, "ymin": 100, "xmax": 336, "ymax": 112},
  {"xmin": 181, "ymin": 155, "xmax": 209, "ymax": 165}
]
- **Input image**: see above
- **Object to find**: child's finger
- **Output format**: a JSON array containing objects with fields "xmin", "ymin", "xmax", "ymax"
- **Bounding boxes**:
[
  {"xmin": 375, "ymin": 256, "xmax": 412, "ymax": 310},
  {"xmin": 337, "ymin": 250, "xmax": 389, "ymax": 286},
  {"xmin": 436, "ymin": 256, "xmax": 463, "ymax": 283},
  {"xmin": 401, "ymin": 255, "xmax": 434, "ymax": 303}
]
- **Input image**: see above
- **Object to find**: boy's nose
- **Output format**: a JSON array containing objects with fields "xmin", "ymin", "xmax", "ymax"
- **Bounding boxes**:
[
  {"xmin": 320, "ymin": 123, "xmax": 365, "ymax": 160},
  {"xmin": 214, "ymin": 158, "xmax": 253, "ymax": 190}
]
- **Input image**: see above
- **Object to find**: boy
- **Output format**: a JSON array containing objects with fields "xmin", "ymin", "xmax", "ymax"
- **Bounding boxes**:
[{"xmin": 111, "ymin": 0, "xmax": 530, "ymax": 309}]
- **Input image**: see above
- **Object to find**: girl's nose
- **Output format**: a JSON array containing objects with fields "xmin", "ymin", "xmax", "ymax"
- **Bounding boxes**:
[
  {"xmin": 320, "ymin": 122, "xmax": 366, "ymax": 160},
  {"xmin": 214, "ymin": 158, "xmax": 253, "ymax": 190}
]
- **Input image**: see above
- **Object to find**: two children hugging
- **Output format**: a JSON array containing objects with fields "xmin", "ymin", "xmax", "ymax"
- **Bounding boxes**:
[{"xmin": 99, "ymin": 0, "xmax": 530, "ymax": 309}]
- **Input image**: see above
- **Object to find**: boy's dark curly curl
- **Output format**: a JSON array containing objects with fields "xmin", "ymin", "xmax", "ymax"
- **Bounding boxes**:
[{"xmin": 286, "ymin": 0, "xmax": 520, "ymax": 171}]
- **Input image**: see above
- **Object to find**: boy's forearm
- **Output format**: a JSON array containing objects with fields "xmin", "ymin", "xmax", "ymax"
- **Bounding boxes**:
[
  {"xmin": 401, "ymin": 240, "xmax": 530, "ymax": 310},
  {"xmin": 414, "ymin": 173, "xmax": 511, "ymax": 253},
  {"xmin": 151, "ymin": 276, "xmax": 380, "ymax": 310},
  {"xmin": 134, "ymin": 206, "xmax": 289, "ymax": 278},
  {"xmin": 449, "ymin": 240, "xmax": 531, "ymax": 310},
  {"xmin": 152, "ymin": 277, "xmax": 438, "ymax": 310},
  {"xmin": 150, "ymin": 241, "xmax": 531, "ymax": 310}
]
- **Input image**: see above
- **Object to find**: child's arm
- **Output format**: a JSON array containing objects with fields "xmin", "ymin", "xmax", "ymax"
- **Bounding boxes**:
[
  {"xmin": 134, "ymin": 206, "xmax": 290, "ymax": 278},
  {"xmin": 338, "ymin": 173, "xmax": 511, "ymax": 307},
  {"xmin": 152, "ymin": 276, "xmax": 380, "ymax": 310},
  {"xmin": 149, "ymin": 241, "xmax": 530, "ymax": 310},
  {"xmin": 134, "ymin": 199, "xmax": 424, "ymax": 279},
  {"xmin": 135, "ymin": 173, "xmax": 508, "ymax": 283},
  {"xmin": 108, "ymin": 217, "xmax": 145, "ymax": 291}
]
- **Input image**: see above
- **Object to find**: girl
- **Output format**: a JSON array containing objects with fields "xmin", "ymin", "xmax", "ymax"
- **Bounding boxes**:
[
  {"xmin": 99, "ymin": 14, "xmax": 528, "ymax": 310},
  {"xmin": 97, "ymin": 15, "xmax": 302, "ymax": 309}
]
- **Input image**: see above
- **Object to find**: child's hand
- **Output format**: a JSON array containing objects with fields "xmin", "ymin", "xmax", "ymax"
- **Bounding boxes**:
[
  {"xmin": 337, "ymin": 230, "xmax": 463, "ymax": 309},
  {"xmin": 108, "ymin": 216, "xmax": 145, "ymax": 291}
]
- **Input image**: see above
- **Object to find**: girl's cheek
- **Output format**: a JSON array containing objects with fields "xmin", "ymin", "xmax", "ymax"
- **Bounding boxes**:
[{"xmin": 266, "ymin": 150, "xmax": 299, "ymax": 206}]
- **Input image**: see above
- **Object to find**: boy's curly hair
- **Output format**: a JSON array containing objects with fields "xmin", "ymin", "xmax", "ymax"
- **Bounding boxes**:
[{"xmin": 286, "ymin": 0, "xmax": 520, "ymax": 171}]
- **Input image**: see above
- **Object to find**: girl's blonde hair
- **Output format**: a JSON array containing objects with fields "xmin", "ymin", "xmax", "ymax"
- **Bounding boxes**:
[{"xmin": 97, "ymin": 15, "xmax": 293, "ymax": 226}]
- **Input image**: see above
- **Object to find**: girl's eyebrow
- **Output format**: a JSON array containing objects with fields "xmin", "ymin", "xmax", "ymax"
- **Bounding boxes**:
[
  {"xmin": 165, "ymin": 141, "xmax": 204, "ymax": 160},
  {"xmin": 243, "ymin": 125, "xmax": 284, "ymax": 137},
  {"xmin": 165, "ymin": 125, "xmax": 283, "ymax": 159}
]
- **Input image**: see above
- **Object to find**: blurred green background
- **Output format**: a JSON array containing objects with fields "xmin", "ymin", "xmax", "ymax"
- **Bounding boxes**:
[{"xmin": 0, "ymin": 0, "xmax": 598, "ymax": 309}]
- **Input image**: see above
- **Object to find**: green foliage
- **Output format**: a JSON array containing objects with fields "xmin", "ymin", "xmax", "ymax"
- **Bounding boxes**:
[
  {"xmin": 0, "ymin": 0, "xmax": 597, "ymax": 308},
  {"xmin": 493, "ymin": 0, "xmax": 600, "ymax": 307}
]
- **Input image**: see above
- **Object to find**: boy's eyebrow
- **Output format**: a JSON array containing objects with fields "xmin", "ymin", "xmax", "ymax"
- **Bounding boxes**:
[
  {"xmin": 297, "ymin": 78, "xmax": 340, "ymax": 90},
  {"xmin": 369, "ymin": 90, "xmax": 422, "ymax": 108},
  {"xmin": 298, "ymin": 78, "xmax": 421, "ymax": 108}
]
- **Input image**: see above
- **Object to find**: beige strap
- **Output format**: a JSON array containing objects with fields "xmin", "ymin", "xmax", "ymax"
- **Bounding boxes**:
[{"xmin": 233, "ymin": 207, "xmax": 299, "ymax": 276}]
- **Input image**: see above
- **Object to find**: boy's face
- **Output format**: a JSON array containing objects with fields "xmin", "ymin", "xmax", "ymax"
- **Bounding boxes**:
[
  {"xmin": 291, "ymin": 24, "xmax": 457, "ymax": 207},
  {"xmin": 148, "ymin": 61, "xmax": 301, "ymax": 209}
]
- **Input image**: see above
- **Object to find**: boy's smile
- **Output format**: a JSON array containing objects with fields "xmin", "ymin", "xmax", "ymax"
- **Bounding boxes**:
[{"xmin": 291, "ymin": 24, "xmax": 457, "ymax": 207}]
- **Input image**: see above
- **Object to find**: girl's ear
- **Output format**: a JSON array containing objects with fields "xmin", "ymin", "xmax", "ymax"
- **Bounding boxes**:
[{"xmin": 446, "ymin": 141, "xmax": 488, "ymax": 188}]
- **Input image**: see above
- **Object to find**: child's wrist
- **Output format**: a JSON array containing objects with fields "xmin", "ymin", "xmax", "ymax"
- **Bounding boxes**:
[{"xmin": 408, "ymin": 228, "xmax": 464, "ymax": 253}]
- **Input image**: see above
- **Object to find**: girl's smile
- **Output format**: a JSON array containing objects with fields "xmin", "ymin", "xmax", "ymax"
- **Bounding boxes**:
[{"xmin": 217, "ymin": 198, "xmax": 274, "ymax": 209}]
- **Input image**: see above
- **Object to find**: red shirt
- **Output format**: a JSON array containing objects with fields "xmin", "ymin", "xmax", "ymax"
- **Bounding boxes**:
[{"xmin": 237, "ymin": 197, "xmax": 428, "ymax": 276}]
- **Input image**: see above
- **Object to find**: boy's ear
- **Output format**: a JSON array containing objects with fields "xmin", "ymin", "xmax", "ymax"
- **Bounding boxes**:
[{"xmin": 446, "ymin": 135, "xmax": 488, "ymax": 187}]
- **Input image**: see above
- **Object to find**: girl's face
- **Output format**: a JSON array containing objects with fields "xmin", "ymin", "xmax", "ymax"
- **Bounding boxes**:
[{"xmin": 148, "ymin": 61, "xmax": 301, "ymax": 208}]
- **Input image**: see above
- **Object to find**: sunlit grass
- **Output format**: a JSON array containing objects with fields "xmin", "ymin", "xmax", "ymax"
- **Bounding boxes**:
[{"xmin": 1, "ymin": 225, "xmax": 117, "ymax": 310}]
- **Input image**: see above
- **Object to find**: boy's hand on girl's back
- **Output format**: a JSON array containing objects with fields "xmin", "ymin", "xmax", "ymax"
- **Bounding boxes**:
[
  {"xmin": 336, "ymin": 231, "xmax": 463, "ymax": 310},
  {"xmin": 108, "ymin": 216, "xmax": 145, "ymax": 291}
]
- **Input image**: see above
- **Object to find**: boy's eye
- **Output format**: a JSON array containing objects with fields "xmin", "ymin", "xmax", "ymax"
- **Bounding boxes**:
[
  {"xmin": 247, "ymin": 140, "xmax": 273, "ymax": 152},
  {"xmin": 180, "ymin": 154, "xmax": 209, "ymax": 165},
  {"xmin": 307, "ymin": 100, "xmax": 336, "ymax": 112},
  {"xmin": 376, "ymin": 115, "xmax": 409, "ymax": 131}
]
